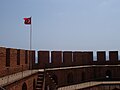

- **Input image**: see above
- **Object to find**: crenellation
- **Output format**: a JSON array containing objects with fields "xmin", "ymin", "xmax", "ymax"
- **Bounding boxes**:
[
  {"xmin": 30, "ymin": 50, "xmax": 35, "ymax": 69},
  {"xmin": 97, "ymin": 51, "xmax": 106, "ymax": 65},
  {"xmin": 0, "ymin": 47, "xmax": 6, "ymax": 77},
  {"xmin": 109, "ymin": 51, "xmax": 118, "ymax": 64},
  {"xmin": 73, "ymin": 51, "xmax": 83, "ymax": 66},
  {"xmin": 1, "ymin": 47, "xmax": 120, "ymax": 90},
  {"xmin": 51, "ymin": 51, "xmax": 62, "ymax": 67},
  {"xmin": 0, "ymin": 47, "xmax": 34, "ymax": 77},
  {"xmin": 2, "ymin": 47, "xmax": 120, "ymax": 71},
  {"xmin": 0, "ymin": 47, "xmax": 6, "ymax": 68},
  {"xmin": 82, "ymin": 51, "xmax": 93, "ymax": 65},
  {"xmin": 63, "ymin": 51, "xmax": 73, "ymax": 67},
  {"xmin": 38, "ymin": 51, "xmax": 50, "ymax": 68}
]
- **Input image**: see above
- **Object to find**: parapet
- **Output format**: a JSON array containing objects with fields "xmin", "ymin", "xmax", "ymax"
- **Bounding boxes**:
[
  {"xmin": 1, "ymin": 46, "xmax": 120, "ymax": 70},
  {"xmin": 0, "ymin": 47, "xmax": 35, "ymax": 77},
  {"xmin": 38, "ymin": 50, "xmax": 120, "ymax": 68}
]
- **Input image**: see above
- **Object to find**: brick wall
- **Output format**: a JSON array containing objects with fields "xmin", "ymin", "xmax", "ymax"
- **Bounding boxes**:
[
  {"xmin": 97, "ymin": 51, "xmax": 106, "ymax": 65},
  {"xmin": 4, "ymin": 73, "xmax": 38, "ymax": 90},
  {"xmin": 31, "ymin": 50, "xmax": 35, "ymax": 69},
  {"xmin": 109, "ymin": 51, "xmax": 118, "ymax": 64},
  {"xmin": 38, "ymin": 51, "xmax": 49, "ymax": 68},
  {"xmin": 63, "ymin": 51, "xmax": 72, "ymax": 66},
  {"xmin": 0, "ymin": 47, "xmax": 35, "ymax": 77},
  {"xmin": 51, "ymin": 51, "xmax": 62, "ymax": 67},
  {"xmin": 83, "ymin": 52, "xmax": 93, "ymax": 65},
  {"xmin": 46, "ymin": 66, "xmax": 120, "ymax": 87},
  {"xmin": 8, "ymin": 48, "xmax": 18, "ymax": 74},
  {"xmin": 36, "ymin": 50, "xmax": 120, "ymax": 68},
  {"xmin": 0, "ymin": 47, "xmax": 6, "ymax": 77},
  {"xmin": 73, "ymin": 52, "xmax": 83, "ymax": 66}
]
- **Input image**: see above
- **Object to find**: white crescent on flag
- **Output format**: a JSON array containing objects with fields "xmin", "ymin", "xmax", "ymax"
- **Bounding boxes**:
[{"xmin": 24, "ymin": 17, "xmax": 31, "ymax": 25}]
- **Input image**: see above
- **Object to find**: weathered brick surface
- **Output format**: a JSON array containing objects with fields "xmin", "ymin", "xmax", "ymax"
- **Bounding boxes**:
[
  {"xmin": 38, "ymin": 51, "xmax": 49, "ymax": 68},
  {"xmin": 97, "ymin": 51, "xmax": 106, "ymax": 64},
  {"xmin": 20, "ymin": 49, "xmax": 29, "ymax": 71},
  {"xmin": 47, "ymin": 66, "xmax": 120, "ymax": 88},
  {"xmin": 73, "ymin": 52, "xmax": 83, "ymax": 65},
  {"xmin": 0, "ymin": 47, "xmax": 34, "ymax": 77},
  {"xmin": 30, "ymin": 50, "xmax": 35, "ymax": 69},
  {"xmin": 82, "ymin": 51, "xmax": 93, "ymax": 65},
  {"xmin": 51, "ymin": 51, "xmax": 62, "ymax": 67},
  {"xmin": 63, "ymin": 51, "xmax": 72, "ymax": 66},
  {"xmin": 0, "ymin": 47, "xmax": 6, "ymax": 70},
  {"xmin": 109, "ymin": 51, "xmax": 118, "ymax": 64},
  {"xmin": 4, "ymin": 73, "xmax": 38, "ymax": 90},
  {"xmin": 1, "ymin": 47, "xmax": 120, "ymax": 90},
  {"xmin": 6, "ymin": 48, "xmax": 19, "ymax": 75},
  {"xmin": 9, "ymin": 48, "xmax": 17, "ymax": 67},
  {"xmin": 20, "ymin": 49, "xmax": 25, "ymax": 65},
  {"xmin": 25, "ymin": 50, "xmax": 30, "ymax": 70},
  {"xmin": 81, "ymin": 84, "xmax": 120, "ymax": 90}
]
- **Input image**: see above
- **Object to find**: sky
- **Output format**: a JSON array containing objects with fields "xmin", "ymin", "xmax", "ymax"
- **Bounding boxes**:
[{"xmin": 1, "ymin": 0, "xmax": 120, "ymax": 53}]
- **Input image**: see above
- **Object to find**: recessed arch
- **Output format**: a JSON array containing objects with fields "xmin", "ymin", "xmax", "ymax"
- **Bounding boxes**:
[
  {"xmin": 22, "ymin": 82, "xmax": 27, "ymax": 90},
  {"xmin": 106, "ymin": 70, "xmax": 112, "ymax": 80},
  {"xmin": 51, "ymin": 74, "xmax": 58, "ymax": 85}
]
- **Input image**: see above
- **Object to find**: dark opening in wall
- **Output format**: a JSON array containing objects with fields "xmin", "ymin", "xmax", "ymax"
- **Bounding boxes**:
[
  {"xmin": 106, "ymin": 70, "xmax": 112, "ymax": 80},
  {"xmin": 25, "ymin": 50, "xmax": 28, "ymax": 64},
  {"xmin": 51, "ymin": 74, "xmax": 58, "ymax": 85},
  {"xmin": 22, "ymin": 82, "xmax": 27, "ymax": 90},
  {"xmin": 33, "ymin": 79, "xmax": 36, "ymax": 90},
  {"xmin": 6, "ymin": 48, "xmax": 10, "ymax": 67},
  {"xmin": 17, "ymin": 49, "xmax": 20, "ymax": 65}
]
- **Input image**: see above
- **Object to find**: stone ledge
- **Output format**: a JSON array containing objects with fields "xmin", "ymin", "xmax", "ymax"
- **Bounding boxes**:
[
  {"xmin": 0, "ymin": 69, "xmax": 41, "ymax": 86},
  {"xmin": 58, "ymin": 81, "xmax": 120, "ymax": 90}
]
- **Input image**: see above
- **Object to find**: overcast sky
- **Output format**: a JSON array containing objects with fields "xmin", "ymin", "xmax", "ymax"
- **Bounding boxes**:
[{"xmin": 0, "ymin": 0, "xmax": 120, "ymax": 52}]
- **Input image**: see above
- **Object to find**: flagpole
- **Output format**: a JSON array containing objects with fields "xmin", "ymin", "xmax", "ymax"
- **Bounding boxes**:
[
  {"xmin": 30, "ymin": 19, "xmax": 32, "ymax": 50},
  {"xmin": 30, "ymin": 17, "xmax": 32, "ymax": 70},
  {"xmin": 24, "ymin": 17, "xmax": 32, "ymax": 70}
]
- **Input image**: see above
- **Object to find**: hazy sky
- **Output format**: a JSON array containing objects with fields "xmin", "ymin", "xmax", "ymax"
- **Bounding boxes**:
[{"xmin": 1, "ymin": 0, "xmax": 120, "ymax": 52}]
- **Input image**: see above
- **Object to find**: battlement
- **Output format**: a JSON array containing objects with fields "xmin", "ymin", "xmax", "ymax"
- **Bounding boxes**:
[
  {"xmin": 0, "ymin": 47, "xmax": 35, "ymax": 77},
  {"xmin": 1, "ymin": 47, "xmax": 120, "ymax": 90},
  {"xmin": 1, "ymin": 46, "xmax": 120, "ymax": 70},
  {"xmin": 38, "ymin": 50, "xmax": 120, "ymax": 68}
]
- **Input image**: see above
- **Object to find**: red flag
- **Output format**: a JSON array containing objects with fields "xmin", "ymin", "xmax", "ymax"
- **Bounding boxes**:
[{"xmin": 24, "ymin": 17, "xmax": 31, "ymax": 24}]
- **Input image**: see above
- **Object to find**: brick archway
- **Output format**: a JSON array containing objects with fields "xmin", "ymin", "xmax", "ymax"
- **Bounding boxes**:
[
  {"xmin": 51, "ymin": 74, "xmax": 58, "ymax": 85},
  {"xmin": 22, "ymin": 82, "xmax": 27, "ymax": 90}
]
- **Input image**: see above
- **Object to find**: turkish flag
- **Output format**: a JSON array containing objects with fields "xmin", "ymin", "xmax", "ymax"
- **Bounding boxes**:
[{"xmin": 24, "ymin": 17, "xmax": 31, "ymax": 24}]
